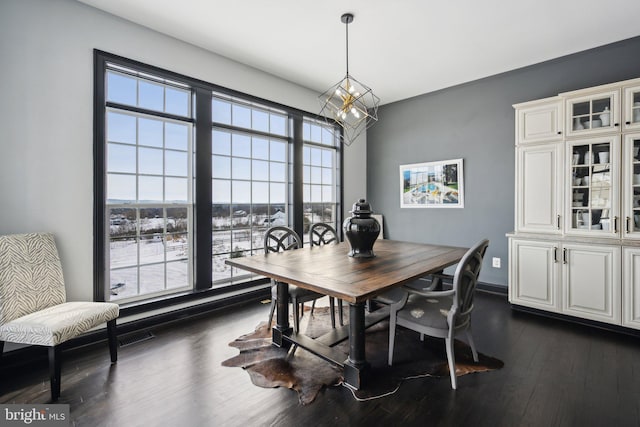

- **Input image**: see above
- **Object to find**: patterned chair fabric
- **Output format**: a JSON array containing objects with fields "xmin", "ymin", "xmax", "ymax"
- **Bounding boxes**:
[
  {"xmin": 0, "ymin": 233, "xmax": 119, "ymax": 346},
  {"xmin": 0, "ymin": 232, "xmax": 66, "ymax": 325}
]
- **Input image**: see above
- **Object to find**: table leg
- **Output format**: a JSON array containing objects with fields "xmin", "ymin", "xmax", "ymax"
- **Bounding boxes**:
[
  {"xmin": 343, "ymin": 301, "xmax": 370, "ymax": 390},
  {"xmin": 272, "ymin": 280, "xmax": 292, "ymax": 348}
]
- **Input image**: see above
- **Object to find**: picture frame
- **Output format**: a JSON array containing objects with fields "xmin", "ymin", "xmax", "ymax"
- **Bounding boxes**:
[{"xmin": 400, "ymin": 158, "xmax": 464, "ymax": 208}]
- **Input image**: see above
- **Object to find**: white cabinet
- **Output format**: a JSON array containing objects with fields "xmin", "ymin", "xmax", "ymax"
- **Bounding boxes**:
[
  {"xmin": 622, "ymin": 247, "xmax": 640, "ymax": 329},
  {"xmin": 516, "ymin": 143, "xmax": 563, "ymax": 233},
  {"xmin": 564, "ymin": 88, "xmax": 620, "ymax": 138},
  {"xmin": 509, "ymin": 239, "xmax": 559, "ymax": 312},
  {"xmin": 515, "ymin": 97, "xmax": 563, "ymax": 144},
  {"xmin": 561, "ymin": 243, "xmax": 621, "ymax": 324},
  {"xmin": 510, "ymin": 77, "xmax": 640, "ymax": 331},
  {"xmin": 510, "ymin": 239, "xmax": 621, "ymax": 325},
  {"xmin": 565, "ymin": 136, "xmax": 619, "ymax": 236},
  {"xmin": 514, "ymin": 97, "xmax": 563, "ymax": 234}
]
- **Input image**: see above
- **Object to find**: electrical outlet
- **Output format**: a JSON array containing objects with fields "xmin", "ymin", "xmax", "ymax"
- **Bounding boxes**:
[{"xmin": 492, "ymin": 257, "xmax": 501, "ymax": 268}]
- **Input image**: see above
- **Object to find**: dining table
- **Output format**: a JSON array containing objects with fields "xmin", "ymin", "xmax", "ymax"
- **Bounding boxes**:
[{"xmin": 225, "ymin": 238, "xmax": 468, "ymax": 390}]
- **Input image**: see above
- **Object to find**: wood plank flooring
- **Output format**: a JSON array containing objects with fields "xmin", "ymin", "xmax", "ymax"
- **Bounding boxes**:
[{"xmin": 2, "ymin": 292, "xmax": 640, "ymax": 427}]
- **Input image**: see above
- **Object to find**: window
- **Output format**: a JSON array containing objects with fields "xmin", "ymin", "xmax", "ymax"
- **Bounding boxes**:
[
  {"xmin": 94, "ymin": 51, "xmax": 342, "ymax": 305},
  {"xmin": 104, "ymin": 68, "xmax": 193, "ymax": 302},
  {"xmin": 302, "ymin": 119, "xmax": 341, "ymax": 244},
  {"xmin": 211, "ymin": 94, "xmax": 291, "ymax": 285}
]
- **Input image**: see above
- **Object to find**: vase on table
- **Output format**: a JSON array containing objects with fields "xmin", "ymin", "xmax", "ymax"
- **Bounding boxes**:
[{"xmin": 343, "ymin": 199, "xmax": 380, "ymax": 258}]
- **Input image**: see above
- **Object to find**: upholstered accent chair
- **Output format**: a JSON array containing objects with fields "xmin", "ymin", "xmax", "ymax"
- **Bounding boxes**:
[
  {"xmin": 388, "ymin": 238, "xmax": 489, "ymax": 389},
  {"xmin": 0, "ymin": 233, "xmax": 119, "ymax": 401}
]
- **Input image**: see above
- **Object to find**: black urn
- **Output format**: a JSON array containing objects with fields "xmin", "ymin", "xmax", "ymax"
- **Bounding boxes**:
[{"xmin": 343, "ymin": 199, "xmax": 380, "ymax": 258}]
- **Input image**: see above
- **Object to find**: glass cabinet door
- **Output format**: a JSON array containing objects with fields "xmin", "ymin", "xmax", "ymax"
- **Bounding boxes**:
[
  {"xmin": 625, "ymin": 134, "xmax": 640, "ymax": 236},
  {"xmin": 566, "ymin": 90, "xmax": 619, "ymax": 137},
  {"xmin": 623, "ymin": 85, "xmax": 640, "ymax": 131},
  {"xmin": 568, "ymin": 137, "xmax": 618, "ymax": 235}
]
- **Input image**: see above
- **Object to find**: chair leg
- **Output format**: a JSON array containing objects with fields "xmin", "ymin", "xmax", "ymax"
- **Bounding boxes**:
[
  {"xmin": 0, "ymin": 341, "xmax": 4, "ymax": 360},
  {"xmin": 329, "ymin": 297, "xmax": 336, "ymax": 328},
  {"xmin": 388, "ymin": 317, "xmax": 397, "ymax": 366},
  {"xmin": 310, "ymin": 300, "xmax": 316, "ymax": 316},
  {"xmin": 293, "ymin": 299, "xmax": 300, "ymax": 333},
  {"xmin": 466, "ymin": 327, "xmax": 479, "ymax": 362},
  {"xmin": 107, "ymin": 319, "xmax": 118, "ymax": 363},
  {"xmin": 338, "ymin": 299, "xmax": 344, "ymax": 326},
  {"xmin": 267, "ymin": 299, "xmax": 276, "ymax": 327},
  {"xmin": 445, "ymin": 337, "xmax": 457, "ymax": 389},
  {"xmin": 287, "ymin": 344, "xmax": 299, "ymax": 359},
  {"xmin": 48, "ymin": 346, "xmax": 62, "ymax": 401}
]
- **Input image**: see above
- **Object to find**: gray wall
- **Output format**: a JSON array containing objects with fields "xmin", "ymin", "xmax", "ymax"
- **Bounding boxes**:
[{"xmin": 366, "ymin": 36, "xmax": 640, "ymax": 287}]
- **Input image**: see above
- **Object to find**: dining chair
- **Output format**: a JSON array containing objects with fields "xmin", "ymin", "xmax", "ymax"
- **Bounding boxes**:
[
  {"xmin": 264, "ymin": 226, "xmax": 333, "ymax": 332},
  {"xmin": 309, "ymin": 223, "xmax": 344, "ymax": 326},
  {"xmin": 0, "ymin": 232, "xmax": 120, "ymax": 401},
  {"xmin": 387, "ymin": 238, "xmax": 489, "ymax": 389}
]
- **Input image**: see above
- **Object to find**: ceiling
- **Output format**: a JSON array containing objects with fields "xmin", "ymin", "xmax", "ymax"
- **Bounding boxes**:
[{"xmin": 77, "ymin": 0, "xmax": 640, "ymax": 105}]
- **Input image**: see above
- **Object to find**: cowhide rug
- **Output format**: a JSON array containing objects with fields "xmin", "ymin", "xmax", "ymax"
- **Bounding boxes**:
[{"xmin": 222, "ymin": 306, "xmax": 503, "ymax": 405}]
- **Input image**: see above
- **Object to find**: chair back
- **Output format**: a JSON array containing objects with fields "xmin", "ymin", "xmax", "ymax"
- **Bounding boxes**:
[
  {"xmin": 309, "ymin": 223, "xmax": 338, "ymax": 247},
  {"xmin": 0, "ymin": 233, "xmax": 67, "ymax": 325},
  {"xmin": 451, "ymin": 239, "xmax": 489, "ymax": 327},
  {"xmin": 264, "ymin": 226, "xmax": 302, "ymax": 253}
]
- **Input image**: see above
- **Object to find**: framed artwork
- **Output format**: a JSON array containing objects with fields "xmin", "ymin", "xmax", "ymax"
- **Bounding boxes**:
[{"xmin": 400, "ymin": 158, "xmax": 464, "ymax": 208}]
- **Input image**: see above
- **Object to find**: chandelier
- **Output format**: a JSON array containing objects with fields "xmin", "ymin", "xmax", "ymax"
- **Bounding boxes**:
[{"xmin": 319, "ymin": 13, "xmax": 380, "ymax": 146}]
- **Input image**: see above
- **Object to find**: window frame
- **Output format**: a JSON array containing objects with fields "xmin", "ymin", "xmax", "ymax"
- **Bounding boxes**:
[{"xmin": 94, "ymin": 50, "xmax": 343, "ymax": 305}]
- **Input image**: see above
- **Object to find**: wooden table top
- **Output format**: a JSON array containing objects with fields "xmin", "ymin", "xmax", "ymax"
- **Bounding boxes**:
[{"xmin": 225, "ymin": 239, "xmax": 468, "ymax": 304}]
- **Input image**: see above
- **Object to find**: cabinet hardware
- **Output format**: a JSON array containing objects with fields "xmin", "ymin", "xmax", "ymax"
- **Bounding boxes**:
[
  {"xmin": 562, "ymin": 248, "xmax": 567, "ymax": 264},
  {"xmin": 614, "ymin": 216, "xmax": 618, "ymax": 233},
  {"xmin": 557, "ymin": 215, "xmax": 561, "ymax": 229},
  {"xmin": 626, "ymin": 121, "xmax": 631, "ymax": 125},
  {"xmin": 557, "ymin": 131, "xmax": 562, "ymax": 135},
  {"xmin": 553, "ymin": 247, "xmax": 558, "ymax": 263},
  {"xmin": 614, "ymin": 123, "xmax": 620, "ymax": 127},
  {"xmin": 626, "ymin": 216, "xmax": 631, "ymax": 234}
]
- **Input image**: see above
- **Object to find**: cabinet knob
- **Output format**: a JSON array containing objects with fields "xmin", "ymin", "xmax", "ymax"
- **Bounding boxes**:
[
  {"xmin": 557, "ymin": 131, "xmax": 562, "ymax": 135},
  {"xmin": 626, "ymin": 121, "xmax": 631, "ymax": 125},
  {"xmin": 614, "ymin": 123, "xmax": 620, "ymax": 127}
]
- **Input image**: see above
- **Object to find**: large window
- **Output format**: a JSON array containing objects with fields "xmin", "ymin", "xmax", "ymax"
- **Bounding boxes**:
[
  {"xmin": 104, "ymin": 68, "xmax": 193, "ymax": 302},
  {"xmin": 302, "ymin": 119, "xmax": 340, "ymax": 244},
  {"xmin": 210, "ymin": 94, "xmax": 291, "ymax": 285},
  {"xmin": 94, "ymin": 51, "xmax": 342, "ymax": 304}
]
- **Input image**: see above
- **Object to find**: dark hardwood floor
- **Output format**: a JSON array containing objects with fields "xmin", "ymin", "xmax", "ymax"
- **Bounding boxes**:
[{"xmin": 2, "ymin": 291, "xmax": 640, "ymax": 427}]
